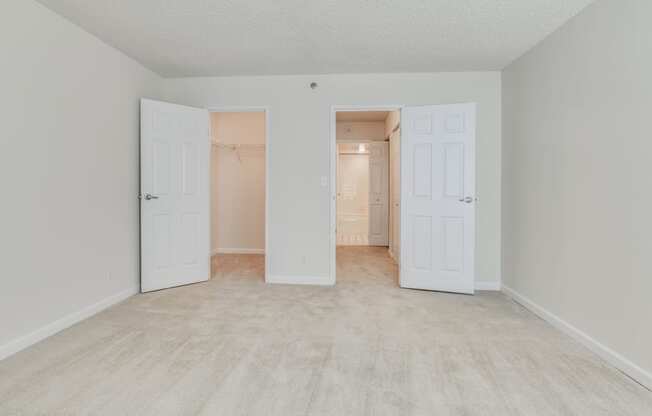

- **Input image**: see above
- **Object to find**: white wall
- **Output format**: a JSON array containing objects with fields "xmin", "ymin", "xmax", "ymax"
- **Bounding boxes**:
[
  {"xmin": 0, "ymin": 0, "xmax": 161, "ymax": 357},
  {"xmin": 211, "ymin": 112, "xmax": 266, "ymax": 254},
  {"xmin": 502, "ymin": 0, "xmax": 652, "ymax": 388},
  {"xmin": 163, "ymin": 72, "xmax": 501, "ymax": 285},
  {"xmin": 336, "ymin": 121, "xmax": 385, "ymax": 141}
]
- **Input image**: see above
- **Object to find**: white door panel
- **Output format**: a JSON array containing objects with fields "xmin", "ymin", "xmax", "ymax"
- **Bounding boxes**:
[
  {"xmin": 400, "ymin": 104, "xmax": 475, "ymax": 294},
  {"xmin": 368, "ymin": 142, "xmax": 389, "ymax": 246},
  {"xmin": 141, "ymin": 99, "xmax": 210, "ymax": 293},
  {"xmin": 336, "ymin": 150, "xmax": 370, "ymax": 245}
]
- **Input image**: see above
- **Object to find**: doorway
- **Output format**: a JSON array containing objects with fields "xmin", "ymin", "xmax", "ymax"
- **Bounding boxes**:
[
  {"xmin": 210, "ymin": 110, "xmax": 268, "ymax": 281},
  {"xmin": 331, "ymin": 107, "xmax": 401, "ymax": 285},
  {"xmin": 337, "ymin": 143, "xmax": 371, "ymax": 245},
  {"xmin": 140, "ymin": 100, "xmax": 270, "ymax": 293},
  {"xmin": 330, "ymin": 104, "xmax": 477, "ymax": 294}
]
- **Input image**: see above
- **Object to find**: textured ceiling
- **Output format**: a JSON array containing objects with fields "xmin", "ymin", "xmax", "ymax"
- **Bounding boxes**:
[
  {"xmin": 336, "ymin": 111, "xmax": 389, "ymax": 122},
  {"xmin": 36, "ymin": 0, "xmax": 595, "ymax": 77}
]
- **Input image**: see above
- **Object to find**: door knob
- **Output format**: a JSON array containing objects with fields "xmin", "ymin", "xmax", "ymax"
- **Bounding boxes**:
[
  {"xmin": 144, "ymin": 193, "xmax": 159, "ymax": 200},
  {"xmin": 459, "ymin": 196, "xmax": 473, "ymax": 203}
]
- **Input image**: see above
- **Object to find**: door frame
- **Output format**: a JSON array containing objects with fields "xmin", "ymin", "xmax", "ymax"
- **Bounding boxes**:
[
  {"xmin": 207, "ymin": 106, "xmax": 271, "ymax": 282},
  {"xmin": 329, "ymin": 105, "xmax": 404, "ymax": 284}
]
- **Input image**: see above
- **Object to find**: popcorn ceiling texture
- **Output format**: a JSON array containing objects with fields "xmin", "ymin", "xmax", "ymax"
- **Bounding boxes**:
[{"xmin": 36, "ymin": 0, "xmax": 594, "ymax": 77}]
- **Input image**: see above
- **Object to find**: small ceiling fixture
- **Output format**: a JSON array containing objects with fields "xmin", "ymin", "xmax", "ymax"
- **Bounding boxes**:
[
  {"xmin": 358, "ymin": 144, "xmax": 366, "ymax": 153},
  {"xmin": 310, "ymin": 82, "xmax": 318, "ymax": 89}
]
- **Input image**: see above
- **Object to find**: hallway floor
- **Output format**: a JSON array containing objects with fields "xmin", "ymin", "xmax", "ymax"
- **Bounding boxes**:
[{"xmin": 0, "ymin": 247, "xmax": 650, "ymax": 415}]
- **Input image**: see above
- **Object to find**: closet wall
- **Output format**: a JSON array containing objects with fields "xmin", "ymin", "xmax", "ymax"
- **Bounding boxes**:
[
  {"xmin": 211, "ymin": 112, "xmax": 266, "ymax": 254},
  {"xmin": 336, "ymin": 122, "xmax": 385, "ymax": 141}
]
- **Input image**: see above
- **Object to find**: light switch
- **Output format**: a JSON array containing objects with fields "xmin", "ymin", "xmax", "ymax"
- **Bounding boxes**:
[{"xmin": 320, "ymin": 176, "xmax": 328, "ymax": 187}]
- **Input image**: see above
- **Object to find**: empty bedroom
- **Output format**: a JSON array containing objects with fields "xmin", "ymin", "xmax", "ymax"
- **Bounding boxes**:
[{"xmin": 1, "ymin": 0, "xmax": 650, "ymax": 415}]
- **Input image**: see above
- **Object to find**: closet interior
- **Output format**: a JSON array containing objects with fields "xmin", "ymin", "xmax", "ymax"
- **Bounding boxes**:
[{"xmin": 210, "ymin": 111, "xmax": 266, "ymax": 278}]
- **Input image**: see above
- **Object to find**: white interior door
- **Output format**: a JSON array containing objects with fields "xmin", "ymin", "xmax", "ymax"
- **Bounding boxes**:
[
  {"xmin": 368, "ymin": 142, "xmax": 389, "ymax": 246},
  {"xmin": 400, "ymin": 104, "xmax": 476, "ymax": 294},
  {"xmin": 140, "ymin": 99, "xmax": 210, "ymax": 292},
  {"xmin": 337, "ymin": 149, "xmax": 370, "ymax": 245}
]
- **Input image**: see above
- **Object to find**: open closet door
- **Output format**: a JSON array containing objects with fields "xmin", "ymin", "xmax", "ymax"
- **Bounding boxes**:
[
  {"xmin": 400, "ymin": 104, "xmax": 476, "ymax": 294},
  {"xmin": 140, "ymin": 99, "xmax": 210, "ymax": 293}
]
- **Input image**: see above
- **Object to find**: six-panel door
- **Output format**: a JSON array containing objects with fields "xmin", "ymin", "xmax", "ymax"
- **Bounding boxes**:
[
  {"xmin": 400, "ymin": 104, "xmax": 476, "ymax": 294},
  {"xmin": 140, "ymin": 99, "xmax": 210, "ymax": 293},
  {"xmin": 368, "ymin": 142, "xmax": 389, "ymax": 246}
]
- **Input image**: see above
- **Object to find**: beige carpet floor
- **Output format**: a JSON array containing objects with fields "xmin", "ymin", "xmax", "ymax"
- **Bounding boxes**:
[{"xmin": 0, "ymin": 246, "xmax": 650, "ymax": 415}]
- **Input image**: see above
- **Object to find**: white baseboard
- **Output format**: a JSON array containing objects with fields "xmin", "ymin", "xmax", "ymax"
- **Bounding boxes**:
[
  {"xmin": 212, "ymin": 248, "xmax": 265, "ymax": 255},
  {"xmin": 0, "ymin": 286, "xmax": 138, "ymax": 362},
  {"xmin": 266, "ymin": 275, "xmax": 334, "ymax": 286},
  {"xmin": 502, "ymin": 285, "xmax": 652, "ymax": 391},
  {"xmin": 475, "ymin": 281, "xmax": 501, "ymax": 291}
]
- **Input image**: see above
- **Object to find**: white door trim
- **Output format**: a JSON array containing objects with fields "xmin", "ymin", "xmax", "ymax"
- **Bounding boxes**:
[
  {"xmin": 329, "ymin": 105, "xmax": 404, "ymax": 284},
  {"xmin": 207, "ymin": 106, "xmax": 271, "ymax": 283}
]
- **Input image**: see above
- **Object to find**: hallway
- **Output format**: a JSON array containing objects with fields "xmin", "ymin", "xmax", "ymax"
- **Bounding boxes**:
[{"xmin": 336, "ymin": 246, "xmax": 398, "ymax": 287}]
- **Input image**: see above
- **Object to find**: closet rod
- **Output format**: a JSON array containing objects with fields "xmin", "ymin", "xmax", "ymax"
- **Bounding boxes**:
[{"xmin": 212, "ymin": 142, "xmax": 265, "ymax": 149}]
